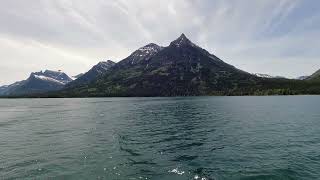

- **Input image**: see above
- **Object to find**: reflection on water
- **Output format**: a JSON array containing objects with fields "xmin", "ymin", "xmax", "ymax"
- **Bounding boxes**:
[{"xmin": 0, "ymin": 96, "xmax": 320, "ymax": 180}]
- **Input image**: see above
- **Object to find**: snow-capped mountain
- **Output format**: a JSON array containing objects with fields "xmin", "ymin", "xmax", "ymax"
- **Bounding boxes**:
[
  {"xmin": 64, "ymin": 33, "xmax": 262, "ymax": 96},
  {"xmin": 66, "ymin": 60, "xmax": 116, "ymax": 87},
  {"xmin": 31, "ymin": 70, "xmax": 72, "ymax": 85},
  {"xmin": 94, "ymin": 61, "xmax": 116, "ymax": 74},
  {"xmin": 117, "ymin": 44, "xmax": 163, "ymax": 67},
  {"xmin": 0, "ymin": 70, "xmax": 72, "ymax": 96},
  {"xmin": 34, "ymin": 70, "xmax": 73, "ymax": 84},
  {"xmin": 253, "ymin": 73, "xmax": 285, "ymax": 79},
  {"xmin": 253, "ymin": 73, "xmax": 275, "ymax": 78},
  {"xmin": 170, "ymin": 33, "xmax": 197, "ymax": 48}
]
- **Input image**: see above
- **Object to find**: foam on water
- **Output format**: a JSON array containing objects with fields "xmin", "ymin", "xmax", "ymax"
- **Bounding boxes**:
[{"xmin": 168, "ymin": 168, "xmax": 185, "ymax": 175}]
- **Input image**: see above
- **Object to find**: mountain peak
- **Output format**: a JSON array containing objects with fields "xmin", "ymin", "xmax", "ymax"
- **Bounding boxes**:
[
  {"xmin": 179, "ymin": 33, "xmax": 187, "ymax": 39},
  {"xmin": 144, "ymin": 43, "xmax": 160, "ymax": 47},
  {"xmin": 95, "ymin": 61, "xmax": 116, "ymax": 72},
  {"xmin": 170, "ymin": 33, "xmax": 194, "ymax": 47},
  {"xmin": 98, "ymin": 60, "xmax": 115, "ymax": 66},
  {"xmin": 29, "ymin": 69, "xmax": 73, "ymax": 85},
  {"xmin": 138, "ymin": 43, "xmax": 162, "ymax": 51},
  {"xmin": 130, "ymin": 43, "xmax": 163, "ymax": 60},
  {"xmin": 67, "ymin": 61, "xmax": 116, "ymax": 87}
]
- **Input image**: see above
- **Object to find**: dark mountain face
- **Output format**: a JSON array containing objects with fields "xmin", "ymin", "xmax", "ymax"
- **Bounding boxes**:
[
  {"xmin": 307, "ymin": 69, "xmax": 320, "ymax": 81},
  {"xmin": 1, "ymin": 70, "xmax": 72, "ymax": 96},
  {"xmin": 0, "ymin": 81, "xmax": 25, "ymax": 96},
  {"xmin": 116, "ymin": 43, "xmax": 163, "ymax": 68},
  {"xmin": 297, "ymin": 76, "xmax": 309, "ymax": 80},
  {"xmin": 0, "ymin": 86, "xmax": 6, "ymax": 94},
  {"xmin": 67, "ymin": 60, "xmax": 116, "ymax": 87},
  {"xmin": 31, "ymin": 70, "xmax": 73, "ymax": 85},
  {"xmin": 66, "ymin": 34, "xmax": 260, "ymax": 96},
  {"xmin": 73, "ymin": 73, "xmax": 84, "ymax": 79}
]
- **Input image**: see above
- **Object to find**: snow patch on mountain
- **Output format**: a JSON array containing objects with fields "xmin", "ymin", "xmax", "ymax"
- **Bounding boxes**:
[
  {"xmin": 30, "ymin": 70, "xmax": 73, "ymax": 85},
  {"xmin": 33, "ymin": 75, "xmax": 66, "ymax": 85},
  {"xmin": 129, "ymin": 43, "xmax": 163, "ymax": 64},
  {"xmin": 94, "ymin": 61, "xmax": 115, "ymax": 74},
  {"xmin": 170, "ymin": 33, "xmax": 197, "ymax": 48},
  {"xmin": 253, "ymin": 73, "xmax": 285, "ymax": 79}
]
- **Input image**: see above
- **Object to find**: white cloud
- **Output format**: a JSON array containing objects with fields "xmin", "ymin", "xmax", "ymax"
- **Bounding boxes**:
[{"xmin": 0, "ymin": 0, "xmax": 319, "ymax": 84}]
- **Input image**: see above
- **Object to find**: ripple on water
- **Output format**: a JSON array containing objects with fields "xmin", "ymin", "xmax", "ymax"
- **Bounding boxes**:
[
  {"xmin": 1, "ymin": 97, "xmax": 320, "ymax": 179},
  {"xmin": 168, "ymin": 168, "xmax": 185, "ymax": 175}
]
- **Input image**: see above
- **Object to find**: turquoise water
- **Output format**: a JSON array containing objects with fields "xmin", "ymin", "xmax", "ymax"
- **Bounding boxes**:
[{"xmin": 0, "ymin": 96, "xmax": 319, "ymax": 180}]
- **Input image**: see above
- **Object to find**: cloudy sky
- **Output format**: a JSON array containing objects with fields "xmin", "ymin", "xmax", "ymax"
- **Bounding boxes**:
[{"xmin": 0, "ymin": 0, "xmax": 319, "ymax": 85}]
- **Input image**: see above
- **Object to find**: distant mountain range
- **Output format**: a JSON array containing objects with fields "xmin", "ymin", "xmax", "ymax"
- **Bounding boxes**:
[
  {"xmin": 0, "ymin": 70, "xmax": 72, "ymax": 96},
  {"xmin": 0, "ymin": 60, "xmax": 117, "ymax": 96},
  {"xmin": 60, "ymin": 34, "xmax": 259, "ymax": 96},
  {"xmin": 297, "ymin": 76, "xmax": 309, "ymax": 80},
  {"xmin": 253, "ymin": 73, "xmax": 311, "ymax": 80},
  {"xmin": 253, "ymin": 73, "xmax": 286, "ymax": 79},
  {"xmin": 58, "ymin": 34, "xmax": 320, "ymax": 97},
  {"xmin": 1, "ymin": 34, "xmax": 320, "ymax": 97}
]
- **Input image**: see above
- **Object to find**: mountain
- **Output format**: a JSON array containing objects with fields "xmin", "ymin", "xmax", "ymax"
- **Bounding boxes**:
[
  {"xmin": 307, "ymin": 69, "xmax": 320, "ymax": 81},
  {"xmin": 62, "ymin": 34, "xmax": 262, "ymax": 96},
  {"xmin": 0, "ymin": 70, "xmax": 72, "ymax": 96},
  {"xmin": 253, "ymin": 73, "xmax": 286, "ymax": 79},
  {"xmin": 72, "ymin": 73, "xmax": 84, "ymax": 80},
  {"xmin": 297, "ymin": 76, "xmax": 309, "ymax": 80},
  {"xmin": 67, "ymin": 60, "xmax": 115, "ymax": 87},
  {"xmin": 0, "ymin": 86, "xmax": 6, "ymax": 94},
  {"xmin": 0, "ymin": 81, "xmax": 26, "ymax": 96},
  {"xmin": 0, "ymin": 85, "xmax": 10, "ymax": 95},
  {"xmin": 5, "ymin": 34, "xmax": 320, "ymax": 97},
  {"xmin": 116, "ymin": 43, "xmax": 164, "ymax": 68},
  {"xmin": 35, "ymin": 70, "xmax": 73, "ymax": 84}
]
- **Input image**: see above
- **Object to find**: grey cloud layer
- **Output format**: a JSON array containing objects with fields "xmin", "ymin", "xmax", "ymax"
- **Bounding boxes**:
[{"xmin": 0, "ymin": 0, "xmax": 319, "ymax": 84}]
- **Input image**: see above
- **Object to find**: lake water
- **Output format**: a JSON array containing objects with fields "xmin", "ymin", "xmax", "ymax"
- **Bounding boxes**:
[{"xmin": 0, "ymin": 96, "xmax": 319, "ymax": 180}]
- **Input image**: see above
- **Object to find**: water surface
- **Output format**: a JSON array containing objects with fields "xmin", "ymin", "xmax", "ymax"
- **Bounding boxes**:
[{"xmin": 0, "ymin": 96, "xmax": 319, "ymax": 179}]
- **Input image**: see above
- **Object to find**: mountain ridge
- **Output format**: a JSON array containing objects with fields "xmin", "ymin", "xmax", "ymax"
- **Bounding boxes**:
[
  {"xmin": 307, "ymin": 69, "xmax": 320, "ymax": 81},
  {"xmin": 0, "ymin": 70, "xmax": 72, "ymax": 96},
  {"xmin": 1, "ymin": 34, "xmax": 320, "ymax": 97},
  {"xmin": 66, "ymin": 60, "xmax": 116, "ymax": 87},
  {"xmin": 61, "ymin": 34, "xmax": 262, "ymax": 96}
]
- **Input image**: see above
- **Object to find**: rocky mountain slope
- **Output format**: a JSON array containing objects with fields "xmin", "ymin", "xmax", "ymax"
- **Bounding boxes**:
[
  {"xmin": 2, "ymin": 34, "xmax": 320, "ymax": 97},
  {"xmin": 62, "ymin": 34, "xmax": 262, "ymax": 96},
  {"xmin": 0, "ymin": 70, "xmax": 72, "ymax": 96},
  {"xmin": 307, "ymin": 69, "xmax": 320, "ymax": 81},
  {"xmin": 67, "ymin": 60, "xmax": 115, "ymax": 87}
]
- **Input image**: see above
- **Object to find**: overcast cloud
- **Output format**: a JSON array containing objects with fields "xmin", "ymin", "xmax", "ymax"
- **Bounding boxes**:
[{"xmin": 0, "ymin": 0, "xmax": 319, "ymax": 85}]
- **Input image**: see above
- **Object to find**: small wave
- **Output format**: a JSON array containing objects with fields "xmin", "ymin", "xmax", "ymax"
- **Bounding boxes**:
[
  {"xmin": 194, "ymin": 175, "xmax": 208, "ymax": 180},
  {"xmin": 168, "ymin": 168, "xmax": 185, "ymax": 175}
]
